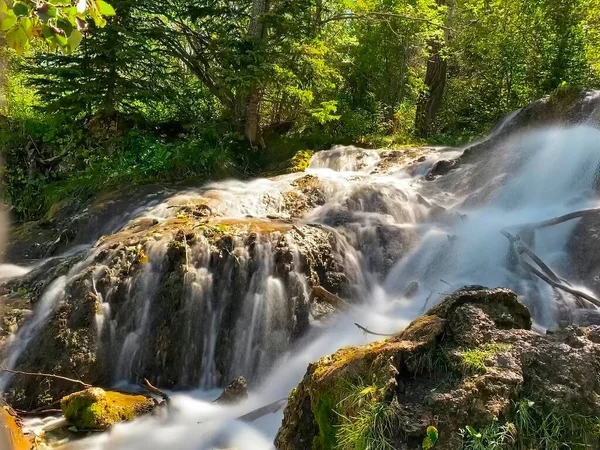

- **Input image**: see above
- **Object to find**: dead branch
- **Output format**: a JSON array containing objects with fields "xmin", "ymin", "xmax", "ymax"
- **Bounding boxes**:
[
  {"xmin": 501, "ymin": 231, "xmax": 561, "ymax": 283},
  {"xmin": 237, "ymin": 398, "xmax": 287, "ymax": 423},
  {"xmin": 140, "ymin": 378, "xmax": 171, "ymax": 407},
  {"xmin": 292, "ymin": 225, "xmax": 306, "ymax": 239},
  {"xmin": 15, "ymin": 408, "xmax": 62, "ymax": 417},
  {"xmin": 312, "ymin": 286, "xmax": 350, "ymax": 309},
  {"xmin": 0, "ymin": 365, "xmax": 91, "ymax": 388},
  {"xmin": 500, "ymin": 231, "xmax": 600, "ymax": 308},
  {"xmin": 521, "ymin": 261, "xmax": 600, "ymax": 308},
  {"xmin": 354, "ymin": 323, "xmax": 396, "ymax": 337},
  {"xmin": 419, "ymin": 290, "xmax": 435, "ymax": 314},
  {"xmin": 513, "ymin": 208, "xmax": 600, "ymax": 231}
]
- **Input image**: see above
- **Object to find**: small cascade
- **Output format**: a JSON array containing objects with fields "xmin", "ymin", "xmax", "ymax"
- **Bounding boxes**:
[{"xmin": 3, "ymin": 109, "xmax": 600, "ymax": 448}]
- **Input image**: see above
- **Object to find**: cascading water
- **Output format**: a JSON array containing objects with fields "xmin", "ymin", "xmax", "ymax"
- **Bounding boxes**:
[{"xmin": 2, "ymin": 122, "xmax": 600, "ymax": 449}]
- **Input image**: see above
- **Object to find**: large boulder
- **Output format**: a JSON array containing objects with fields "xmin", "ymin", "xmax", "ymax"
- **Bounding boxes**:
[{"xmin": 275, "ymin": 287, "xmax": 600, "ymax": 450}]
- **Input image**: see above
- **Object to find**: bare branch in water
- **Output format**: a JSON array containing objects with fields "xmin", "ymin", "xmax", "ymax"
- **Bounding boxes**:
[
  {"xmin": 512, "ymin": 208, "xmax": 600, "ymax": 232},
  {"xmin": 354, "ymin": 323, "xmax": 396, "ymax": 337}
]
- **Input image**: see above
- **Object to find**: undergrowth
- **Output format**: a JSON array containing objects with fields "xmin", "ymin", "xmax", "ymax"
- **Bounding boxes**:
[
  {"xmin": 334, "ymin": 378, "xmax": 398, "ymax": 450},
  {"xmin": 460, "ymin": 400, "xmax": 600, "ymax": 450}
]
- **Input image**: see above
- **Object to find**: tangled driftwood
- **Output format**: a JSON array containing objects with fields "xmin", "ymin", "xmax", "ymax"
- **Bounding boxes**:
[{"xmin": 501, "ymin": 208, "xmax": 600, "ymax": 309}]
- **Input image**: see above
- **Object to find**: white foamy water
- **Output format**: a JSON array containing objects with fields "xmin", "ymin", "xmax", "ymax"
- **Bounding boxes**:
[{"xmin": 7, "ymin": 124, "xmax": 600, "ymax": 449}]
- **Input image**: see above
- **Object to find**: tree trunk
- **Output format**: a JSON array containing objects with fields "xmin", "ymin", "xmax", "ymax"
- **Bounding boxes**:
[
  {"xmin": 0, "ymin": 35, "xmax": 7, "ymax": 114},
  {"xmin": 415, "ymin": 0, "xmax": 452, "ymax": 138},
  {"xmin": 241, "ymin": 0, "xmax": 270, "ymax": 147}
]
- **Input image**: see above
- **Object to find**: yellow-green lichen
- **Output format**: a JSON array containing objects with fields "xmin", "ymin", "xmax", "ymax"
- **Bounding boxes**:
[
  {"xmin": 61, "ymin": 388, "xmax": 155, "ymax": 430},
  {"xmin": 290, "ymin": 150, "xmax": 315, "ymax": 173}
]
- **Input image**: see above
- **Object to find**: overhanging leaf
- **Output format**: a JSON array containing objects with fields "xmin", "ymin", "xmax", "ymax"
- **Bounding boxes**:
[
  {"xmin": 12, "ymin": 1, "xmax": 29, "ymax": 17},
  {"xmin": 96, "ymin": 0, "xmax": 115, "ymax": 16},
  {"xmin": 0, "ymin": 11, "xmax": 17, "ymax": 31},
  {"xmin": 5, "ymin": 25, "xmax": 28, "ymax": 53}
]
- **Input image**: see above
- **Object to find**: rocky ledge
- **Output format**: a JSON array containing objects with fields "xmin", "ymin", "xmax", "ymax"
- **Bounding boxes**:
[{"xmin": 275, "ymin": 287, "xmax": 600, "ymax": 450}]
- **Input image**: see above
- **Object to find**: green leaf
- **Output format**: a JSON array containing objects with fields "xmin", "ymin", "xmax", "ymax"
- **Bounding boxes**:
[
  {"xmin": 427, "ymin": 426, "xmax": 439, "ymax": 444},
  {"xmin": 465, "ymin": 425, "xmax": 482, "ymax": 439},
  {"xmin": 19, "ymin": 16, "xmax": 32, "ymax": 34},
  {"xmin": 67, "ymin": 28, "xmax": 83, "ymax": 50},
  {"xmin": 12, "ymin": 1, "xmax": 29, "ymax": 17},
  {"xmin": 41, "ymin": 24, "xmax": 54, "ymax": 39},
  {"xmin": 53, "ymin": 32, "xmax": 68, "ymax": 48},
  {"xmin": 96, "ymin": 0, "xmax": 115, "ymax": 16},
  {"xmin": 0, "ymin": 11, "xmax": 17, "ymax": 31},
  {"xmin": 57, "ymin": 17, "xmax": 73, "ymax": 35},
  {"xmin": 422, "ymin": 437, "xmax": 433, "ymax": 450},
  {"xmin": 5, "ymin": 25, "xmax": 28, "ymax": 53}
]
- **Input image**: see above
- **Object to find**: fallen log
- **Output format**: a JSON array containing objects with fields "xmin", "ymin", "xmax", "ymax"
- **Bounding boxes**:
[
  {"xmin": 237, "ymin": 398, "xmax": 288, "ymax": 423},
  {"xmin": 312, "ymin": 286, "xmax": 350, "ymax": 309}
]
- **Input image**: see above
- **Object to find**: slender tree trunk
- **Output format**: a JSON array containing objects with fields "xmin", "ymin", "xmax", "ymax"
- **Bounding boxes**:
[
  {"xmin": 240, "ymin": 0, "xmax": 270, "ymax": 147},
  {"xmin": 0, "ymin": 35, "xmax": 7, "ymax": 115},
  {"xmin": 415, "ymin": 0, "xmax": 452, "ymax": 138}
]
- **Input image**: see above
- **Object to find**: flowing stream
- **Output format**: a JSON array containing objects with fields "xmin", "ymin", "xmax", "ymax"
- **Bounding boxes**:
[{"xmin": 3, "ymin": 122, "xmax": 600, "ymax": 449}]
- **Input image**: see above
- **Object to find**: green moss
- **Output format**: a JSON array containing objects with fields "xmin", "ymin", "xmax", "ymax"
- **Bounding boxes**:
[
  {"xmin": 312, "ymin": 392, "xmax": 338, "ymax": 450},
  {"xmin": 61, "ymin": 388, "xmax": 155, "ymax": 430},
  {"xmin": 459, "ymin": 344, "xmax": 512, "ymax": 374}
]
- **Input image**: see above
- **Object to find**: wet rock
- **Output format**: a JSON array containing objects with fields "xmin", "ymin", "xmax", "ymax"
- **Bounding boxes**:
[
  {"xmin": 276, "ymin": 286, "xmax": 600, "ymax": 450},
  {"xmin": 61, "ymin": 388, "xmax": 155, "ymax": 430},
  {"xmin": 283, "ymin": 175, "xmax": 326, "ymax": 218},
  {"xmin": 426, "ymin": 159, "xmax": 459, "ymax": 180},
  {"xmin": 214, "ymin": 377, "xmax": 249, "ymax": 404},
  {"xmin": 3, "ymin": 216, "xmax": 355, "ymax": 409}
]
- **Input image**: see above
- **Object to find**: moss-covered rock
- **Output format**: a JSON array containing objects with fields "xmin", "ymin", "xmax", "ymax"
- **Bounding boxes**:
[
  {"xmin": 61, "ymin": 388, "xmax": 155, "ymax": 430},
  {"xmin": 275, "ymin": 287, "xmax": 600, "ymax": 450}
]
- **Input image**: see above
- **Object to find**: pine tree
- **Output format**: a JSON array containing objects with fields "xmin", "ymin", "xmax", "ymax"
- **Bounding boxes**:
[{"xmin": 25, "ymin": 0, "xmax": 177, "ymax": 121}]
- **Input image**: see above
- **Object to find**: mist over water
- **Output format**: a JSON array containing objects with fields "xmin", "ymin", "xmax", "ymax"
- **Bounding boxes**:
[{"xmin": 4, "ymin": 125, "xmax": 600, "ymax": 448}]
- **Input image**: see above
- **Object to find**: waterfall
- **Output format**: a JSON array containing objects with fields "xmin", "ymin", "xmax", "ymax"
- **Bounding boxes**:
[{"xmin": 3, "ymin": 123, "xmax": 600, "ymax": 449}]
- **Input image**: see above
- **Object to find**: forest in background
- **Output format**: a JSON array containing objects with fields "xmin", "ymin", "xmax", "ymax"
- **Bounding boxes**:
[{"xmin": 1, "ymin": 0, "xmax": 600, "ymax": 221}]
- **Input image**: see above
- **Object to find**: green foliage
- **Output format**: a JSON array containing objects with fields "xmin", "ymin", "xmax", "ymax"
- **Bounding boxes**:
[
  {"xmin": 423, "ymin": 426, "xmax": 439, "ymax": 449},
  {"xmin": 460, "ymin": 400, "xmax": 600, "ymax": 450},
  {"xmin": 3, "ymin": 0, "xmax": 600, "ymax": 220},
  {"xmin": 1, "ymin": 0, "xmax": 115, "ymax": 53},
  {"xmin": 335, "ymin": 379, "xmax": 397, "ymax": 450}
]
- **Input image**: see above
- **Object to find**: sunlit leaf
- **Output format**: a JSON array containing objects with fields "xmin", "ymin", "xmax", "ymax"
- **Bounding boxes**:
[
  {"xmin": 5, "ymin": 25, "xmax": 28, "ymax": 54},
  {"xmin": 96, "ymin": 0, "xmax": 115, "ymax": 16},
  {"xmin": 0, "ymin": 10, "xmax": 17, "ymax": 31},
  {"xmin": 67, "ymin": 28, "xmax": 83, "ymax": 50}
]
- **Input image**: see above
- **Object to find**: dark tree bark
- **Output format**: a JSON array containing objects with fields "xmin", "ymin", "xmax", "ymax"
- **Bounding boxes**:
[
  {"xmin": 415, "ymin": 0, "xmax": 452, "ymax": 138},
  {"xmin": 238, "ymin": 0, "xmax": 270, "ymax": 147}
]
